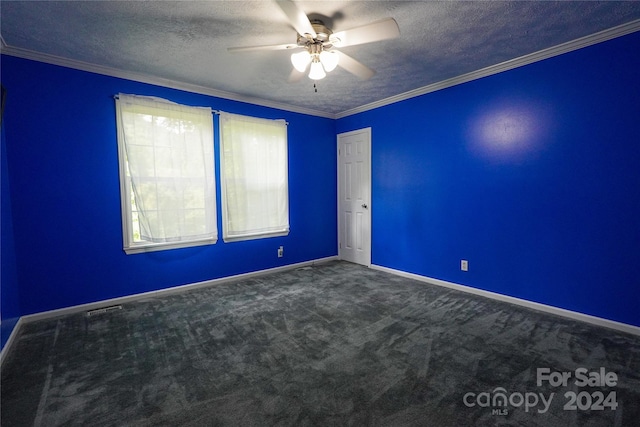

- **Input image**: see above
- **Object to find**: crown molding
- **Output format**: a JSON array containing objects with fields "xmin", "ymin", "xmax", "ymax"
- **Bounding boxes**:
[
  {"xmin": 2, "ymin": 18, "xmax": 639, "ymax": 121},
  {"xmin": 0, "ymin": 43, "xmax": 336, "ymax": 119},
  {"xmin": 335, "ymin": 19, "xmax": 640, "ymax": 119}
]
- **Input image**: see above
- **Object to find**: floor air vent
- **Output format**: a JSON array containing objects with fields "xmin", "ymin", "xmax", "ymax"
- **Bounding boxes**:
[{"xmin": 86, "ymin": 305, "xmax": 123, "ymax": 317}]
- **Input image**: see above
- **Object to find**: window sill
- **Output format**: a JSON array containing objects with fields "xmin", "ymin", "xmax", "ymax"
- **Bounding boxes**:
[
  {"xmin": 222, "ymin": 230, "xmax": 289, "ymax": 243},
  {"xmin": 124, "ymin": 237, "xmax": 217, "ymax": 254}
]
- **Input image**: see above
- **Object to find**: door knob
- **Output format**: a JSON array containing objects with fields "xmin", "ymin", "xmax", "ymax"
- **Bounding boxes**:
[{"xmin": 362, "ymin": 204, "xmax": 368, "ymax": 209}]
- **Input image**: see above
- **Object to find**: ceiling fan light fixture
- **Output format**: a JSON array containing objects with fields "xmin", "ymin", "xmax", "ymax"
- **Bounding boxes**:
[
  {"xmin": 319, "ymin": 50, "xmax": 339, "ymax": 72},
  {"xmin": 308, "ymin": 59, "xmax": 326, "ymax": 80},
  {"xmin": 291, "ymin": 50, "xmax": 311, "ymax": 72}
]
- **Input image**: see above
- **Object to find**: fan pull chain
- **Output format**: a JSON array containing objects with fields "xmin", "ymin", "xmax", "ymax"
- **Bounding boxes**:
[{"xmin": 314, "ymin": 83, "xmax": 318, "ymax": 93}]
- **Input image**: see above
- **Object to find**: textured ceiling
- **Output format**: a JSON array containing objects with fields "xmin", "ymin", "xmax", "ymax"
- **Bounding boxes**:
[{"xmin": 2, "ymin": 1, "xmax": 640, "ymax": 116}]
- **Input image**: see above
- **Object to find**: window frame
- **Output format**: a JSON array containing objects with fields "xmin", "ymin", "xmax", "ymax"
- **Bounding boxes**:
[
  {"xmin": 218, "ymin": 112, "xmax": 290, "ymax": 243},
  {"xmin": 115, "ymin": 94, "xmax": 217, "ymax": 254}
]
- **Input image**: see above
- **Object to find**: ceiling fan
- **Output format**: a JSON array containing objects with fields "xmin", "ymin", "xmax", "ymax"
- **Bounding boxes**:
[{"xmin": 228, "ymin": 0, "xmax": 400, "ymax": 81}]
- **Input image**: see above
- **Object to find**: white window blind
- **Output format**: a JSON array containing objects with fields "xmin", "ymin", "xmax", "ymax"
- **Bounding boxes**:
[
  {"xmin": 115, "ymin": 94, "xmax": 217, "ymax": 253},
  {"xmin": 219, "ymin": 112, "xmax": 289, "ymax": 242}
]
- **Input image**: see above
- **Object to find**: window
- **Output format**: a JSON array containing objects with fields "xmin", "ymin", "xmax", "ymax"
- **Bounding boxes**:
[
  {"xmin": 115, "ymin": 94, "xmax": 217, "ymax": 253},
  {"xmin": 219, "ymin": 112, "xmax": 289, "ymax": 242}
]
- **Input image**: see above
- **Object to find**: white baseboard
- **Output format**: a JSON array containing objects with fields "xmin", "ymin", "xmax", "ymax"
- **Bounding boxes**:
[
  {"xmin": 22, "ymin": 256, "xmax": 339, "ymax": 324},
  {"xmin": 0, "ymin": 256, "xmax": 338, "ymax": 367},
  {"xmin": 5, "ymin": 256, "xmax": 635, "ymax": 368},
  {"xmin": 370, "ymin": 264, "xmax": 640, "ymax": 336}
]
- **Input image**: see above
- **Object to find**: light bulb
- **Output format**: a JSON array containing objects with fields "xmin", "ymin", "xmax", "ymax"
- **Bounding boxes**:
[
  {"xmin": 290, "ymin": 51, "xmax": 311, "ymax": 72},
  {"xmin": 308, "ymin": 60, "xmax": 326, "ymax": 80},
  {"xmin": 320, "ymin": 50, "xmax": 339, "ymax": 72}
]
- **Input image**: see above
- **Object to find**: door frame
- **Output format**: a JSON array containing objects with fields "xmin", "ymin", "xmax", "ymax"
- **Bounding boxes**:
[{"xmin": 337, "ymin": 127, "xmax": 372, "ymax": 266}]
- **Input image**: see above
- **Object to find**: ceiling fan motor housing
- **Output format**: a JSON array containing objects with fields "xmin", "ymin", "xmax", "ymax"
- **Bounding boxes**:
[{"xmin": 297, "ymin": 20, "xmax": 335, "ymax": 48}]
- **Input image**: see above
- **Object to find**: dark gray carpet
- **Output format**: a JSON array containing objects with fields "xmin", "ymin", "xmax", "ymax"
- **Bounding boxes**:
[{"xmin": 2, "ymin": 261, "xmax": 639, "ymax": 426}]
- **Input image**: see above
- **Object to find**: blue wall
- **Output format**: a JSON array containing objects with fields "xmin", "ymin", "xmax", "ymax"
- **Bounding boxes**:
[
  {"xmin": 0, "ymin": 55, "xmax": 337, "ymax": 317},
  {"xmin": 337, "ymin": 31, "xmax": 640, "ymax": 327},
  {"xmin": 1, "ymin": 110, "xmax": 21, "ymax": 349},
  {"xmin": 2, "ymin": 29, "xmax": 639, "ymax": 332}
]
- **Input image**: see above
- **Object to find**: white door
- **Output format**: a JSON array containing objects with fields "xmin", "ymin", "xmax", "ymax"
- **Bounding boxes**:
[{"xmin": 338, "ymin": 128, "xmax": 371, "ymax": 266}]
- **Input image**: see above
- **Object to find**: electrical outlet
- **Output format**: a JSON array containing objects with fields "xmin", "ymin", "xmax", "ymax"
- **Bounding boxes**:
[
  {"xmin": 461, "ymin": 260, "xmax": 468, "ymax": 271},
  {"xmin": 278, "ymin": 246, "xmax": 284, "ymax": 258}
]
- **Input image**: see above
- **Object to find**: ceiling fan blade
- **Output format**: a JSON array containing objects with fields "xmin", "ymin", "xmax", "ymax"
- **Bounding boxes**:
[
  {"xmin": 228, "ymin": 43, "xmax": 299, "ymax": 53},
  {"xmin": 275, "ymin": 0, "xmax": 317, "ymax": 39},
  {"xmin": 331, "ymin": 18, "xmax": 400, "ymax": 48},
  {"xmin": 335, "ymin": 51, "xmax": 375, "ymax": 80}
]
